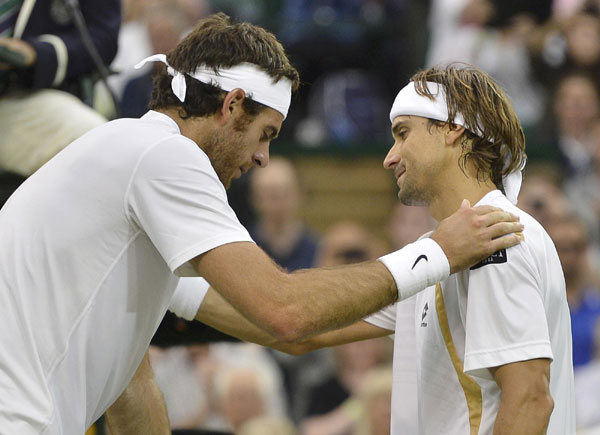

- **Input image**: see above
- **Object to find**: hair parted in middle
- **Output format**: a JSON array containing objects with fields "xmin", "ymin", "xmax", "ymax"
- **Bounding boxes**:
[
  {"xmin": 411, "ymin": 63, "xmax": 526, "ymax": 192},
  {"xmin": 149, "ymin": 12, "xmax": 300, "ymax": 119}
]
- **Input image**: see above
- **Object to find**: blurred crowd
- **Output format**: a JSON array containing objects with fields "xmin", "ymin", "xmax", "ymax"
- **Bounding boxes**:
[{"xmin": 1, "ymin": 0, "xmax": 600, "ymax": 433}]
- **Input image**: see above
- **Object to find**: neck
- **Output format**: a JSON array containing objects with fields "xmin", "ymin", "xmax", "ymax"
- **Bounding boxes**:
[
  {"xmin": 156, "ymin": 107, "xmax": 213, "ymax": 144},
  {"xmin": 428, "ymin": 165, "xmax": 498, "ymax": 221}
]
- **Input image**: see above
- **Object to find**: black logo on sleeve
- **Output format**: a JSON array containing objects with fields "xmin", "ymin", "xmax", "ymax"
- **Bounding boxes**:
[
  {"xmin": 412, "ymin": 254, "xmax": 428, "ymax": 270},
  {"xmin": 421, "ymin": 302, "xmax": 429, "ymax": 327},
  {"xmin": 470, "ymin": 249, "xmax": 507, "ymax": 270}
]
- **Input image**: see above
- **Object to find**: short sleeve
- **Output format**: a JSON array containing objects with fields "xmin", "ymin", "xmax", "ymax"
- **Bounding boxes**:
[
  {"xmin": 364, "ymin": 303, "xmax": 397, "ymax": 331},
  {"xmin": 169, "ymin": 277, "xmax": 210, "ymax": 320},
  {"xmin": 463, "ymin": 244, "xmax": 553, "ymax": 379},
  {"xmin": 127, "ymin": 138, "xmax": 253, "ymax": 276}
]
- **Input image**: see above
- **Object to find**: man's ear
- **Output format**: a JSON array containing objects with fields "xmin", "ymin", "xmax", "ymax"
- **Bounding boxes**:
[
  {"xmin": 217, "ymin": 88, "xmax": 246, "ymax": 125},
  {"xmin": 445, "ymin": 124, "xmax": 466, "ymax": 147}
]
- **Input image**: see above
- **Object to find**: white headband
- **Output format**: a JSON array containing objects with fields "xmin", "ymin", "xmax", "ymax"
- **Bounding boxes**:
[
  {"xmin": 389, "ymin": 81, "xmax": 525, "ymax": 205},
  {"xmin": 135, "ymin": 54, "xmax": 292, "ymax": 119}
]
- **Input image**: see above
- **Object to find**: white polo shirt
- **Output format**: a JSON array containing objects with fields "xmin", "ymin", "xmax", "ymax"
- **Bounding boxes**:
[
  {"xmin": 365, "ymin": 190, "xmax": 575, "ymax": 434},
  {"xmin": 0, "ymin": 111, "xmax": 253, "ymax": 434}
]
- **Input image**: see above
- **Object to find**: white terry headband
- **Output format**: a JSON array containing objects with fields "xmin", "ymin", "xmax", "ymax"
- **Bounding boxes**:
[
  {"xmin": 135, "ymin": 54, "xmax": 292, "ymax": 119},
  {"xmin": 389, "ymin": 81, "xmax": 524, "ymax": 205}
]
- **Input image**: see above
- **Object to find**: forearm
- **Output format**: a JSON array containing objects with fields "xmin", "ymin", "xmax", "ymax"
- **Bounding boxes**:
[
  {"xmin": 196, "ymin": 285, "xmax": 309, "ymax": 353},
  {"xmin": 196, "ymin": 287, "xmax": 390, "ymax": 353},
  {"xmin": 281, "ymin": 261, "xmax": 396, "ymax": 340},
  {"xmin": 195, "ymin": 242, "xmax": 397, "ymax": 342},
  {"xmin": 104, "ymin": 352, "xmax": 171, "ymax": 435}
]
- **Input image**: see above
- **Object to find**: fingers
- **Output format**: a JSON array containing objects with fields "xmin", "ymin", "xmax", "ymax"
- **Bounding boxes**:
[
  {"xmin": 476, "ymin": 209, "xmax": 521, "ymax": 227},
  {"xmin": 471, "ymin": 204, "xmax": 520, "ymax": 221},
  {"xmin": 470, "ymin": 204, "xmax": 503, "ymax": 215},
  {"xmin": 487, "ymin": 233, "xmax": 523, "ymax": 253},
  {"xmin": 487, "ymin": 221, "xmax": 525, "ymax": 240}
]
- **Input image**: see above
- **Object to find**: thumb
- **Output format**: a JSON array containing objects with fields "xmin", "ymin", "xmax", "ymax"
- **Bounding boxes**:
[{"xmin": 460, "ymin": 198, "xmax": 471, "ymax": 209}]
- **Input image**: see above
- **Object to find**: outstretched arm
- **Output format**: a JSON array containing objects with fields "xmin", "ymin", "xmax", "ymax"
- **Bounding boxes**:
[
  {"xmin": 193, "ymin": 202, "xmax": 523, "ymax": 343},
  {"xmin": 195, "ymin": 286, "xmax": 392, "ymax": 354},
  {"xmin": 104, "ymin": 351, "xmax": 170, "ymax": 435}
]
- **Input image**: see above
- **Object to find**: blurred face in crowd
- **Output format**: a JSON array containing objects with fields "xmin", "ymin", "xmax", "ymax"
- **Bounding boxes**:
[
  {"xmin": 566, "ymin": 13, "xmax": 600, "ymax": 66},
  {"xmin": 145, "ymin": 5, "xmax": 187, "ymax": 55},
  {"xmin": 250, "ymin": 157, "xmax": 302, "ymax": 223},
  {"xmin": 221, "ymin": 369, "xmax": 265, "ymax": 430},
  {"xmin": 387, "ymin": 202, "xmax": 435, "ymax": 249},
  {"xmin": 554, "ymin": 75, "xmax": 599, "ymax": 137},
  {"xmin": 317, "ymin": 221, "xmax": 380, "ymax": 267},
  {"xmin": 546, "ymin": 219, "xmax": 589, "ymax": 283},
  {"xmin": 518, "ymin": 174, "xmax": 569, "ymax": 227}
]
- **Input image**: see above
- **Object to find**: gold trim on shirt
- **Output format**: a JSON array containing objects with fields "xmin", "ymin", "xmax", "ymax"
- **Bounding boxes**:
[{"xmin": 435, "ymin": 282, "xmax": 483, "ymax": 434}]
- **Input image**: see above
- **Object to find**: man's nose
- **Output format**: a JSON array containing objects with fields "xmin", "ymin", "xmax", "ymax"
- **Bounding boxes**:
[
  {"xmin": 383, "ymin": 142, "xmax": 400, "ymax": 170},
  {"xmin": 253, "ymin": 149, "xmax": 269, "ymax": 168}
]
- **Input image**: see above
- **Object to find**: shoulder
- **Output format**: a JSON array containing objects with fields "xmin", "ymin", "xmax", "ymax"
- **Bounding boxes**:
[{"xmin": 480, "ymin": 191, "xmax": 552, "ymax": 250}]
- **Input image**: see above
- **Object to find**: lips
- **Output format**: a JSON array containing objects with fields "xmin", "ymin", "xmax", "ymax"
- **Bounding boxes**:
[{"xmin": 394, "ymin": 166, "xmax": 406, "ymax": 180}]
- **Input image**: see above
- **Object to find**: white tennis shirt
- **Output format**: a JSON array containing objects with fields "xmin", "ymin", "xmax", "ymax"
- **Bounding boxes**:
[
  {"xmin": 365, "ymin": 190, "xmax": 575, "ymax": 434},
  {"xmin": 0, "ymin": 111, "xmax": 253, "ymax": 434}
]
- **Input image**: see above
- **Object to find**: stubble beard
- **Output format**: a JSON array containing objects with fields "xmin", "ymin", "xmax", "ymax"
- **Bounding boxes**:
[
  {"xmin": 398, "ymin": 176, "xmax": 429, "ymax": 207},
  {"xmin": 202, "ymin": 131, "xmax": 239, "ymax": 189},
  {"xmin": 201, "ymin": 113, "xmax": 253, "ymax": 189}
]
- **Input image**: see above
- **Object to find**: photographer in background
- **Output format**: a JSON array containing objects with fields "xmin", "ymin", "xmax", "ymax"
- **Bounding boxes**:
[{"xmin": 0, "ymin": 0, "xmax": 120, "ymax": 178}]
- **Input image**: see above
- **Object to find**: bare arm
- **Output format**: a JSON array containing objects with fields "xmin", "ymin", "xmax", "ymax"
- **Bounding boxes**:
[
  {"xmin": 104, "ymin": 351, "xmax": 170, "ymax": 435},
  {"xmin": 193, "ymin": 203, "xmax": 522, "ymax": 342},
  {"xmin": 491, "ymin": 358, "xmax": 554, "ymax": 435},
  {"xmin": 195, "ymin": 286, "xmax": 391, "ymax": 354}
]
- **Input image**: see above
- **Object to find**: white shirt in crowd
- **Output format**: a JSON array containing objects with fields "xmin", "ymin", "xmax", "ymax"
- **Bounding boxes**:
[
  {"xmin": 366, "ymin": 190, "xmax": 575, "ymax": 435},
  {"xmin": 0, "ymin": 111, "xmax": 252, "ymax": 434}
]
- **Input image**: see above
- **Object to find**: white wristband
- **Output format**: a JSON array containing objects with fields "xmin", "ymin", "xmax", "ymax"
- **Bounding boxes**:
[
  {"xmin": 169, "ymin": 277, "xmax": 210, "ymax": 320},
  {"xmin": 378, "ymin": 238, "xmax": 450, "ymax": 301}
]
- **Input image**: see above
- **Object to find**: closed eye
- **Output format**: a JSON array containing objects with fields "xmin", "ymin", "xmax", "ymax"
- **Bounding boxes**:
[{"xmin": 262, "ymin": 126, "xmax": 279, "ymax": 142}]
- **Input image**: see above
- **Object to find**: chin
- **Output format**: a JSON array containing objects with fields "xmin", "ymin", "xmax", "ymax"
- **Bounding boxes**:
[{"xmin": 399, "ymin": 189, "xmax": 429, "ymax": 207}]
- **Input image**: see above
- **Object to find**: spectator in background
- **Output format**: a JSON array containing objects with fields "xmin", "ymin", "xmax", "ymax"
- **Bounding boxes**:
[
  {"xmin": 530, "ymin": 5, "xmax": 600, "ymax": 94},
  {"xmin": 151, "ymin": 340, "xmax": 288, "ymax": 433},
  {"xmin": 535, "ymin": 71, "xmax": 600, "ymax": 177},
  {"xmin": 210, "ymin": 344, "xmax": 288, "ymax": 433},
  {"xmin": 300, "ymin": 335, "xmax": 393, "ymax": 435},
  {"xmin": 574, "ymin": 320, "xmax": 600, "ymax": 430},
  {"xmin": 355, "ymin": 366, "xmax": 393, "ymax": 435},
  {"xmin": 107, "ymin": 0, "xmax": 154, "ymax": 100},
  {"xmin": 299, "ymin": 220, "xmax": 391, "ymax": 435},
  {"xmin": 0, "ymin": 0, "xmax": 120, "ymax": 177},
  {"xmin": 120, "ymin": 1, "xmax": 192, "ymax": 118},
  {"xmin": 426, "ymin": 0, "xmax": 552, "ymax": 128},
  {"xmin": 150, "ymin": 345, "xmax": 212, "ymax": 429},
  {"xmin": 518, "ymin": 163, "xmax": 570, "ymax": 228},
  {"xmin": 564, "ymin": 118, "xmax": 600, "ymax": 253},
  {"xmin": 386, "ymin": 202, "xmax": 435, "ymax": 250},
  {"xmin": 546, "ymin": 215, "xmax": 600, "ymax": 368},
  {"xmin": 109, "ymin": 0, "xmax": 209, "ymax": 103},
  {"xmin": 316, "ymin": 220, "xmax": 386, "ymax": 268},
  {"xmin": 249, "ymin": 156, "xmax": 319, "ymax": 271}
]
